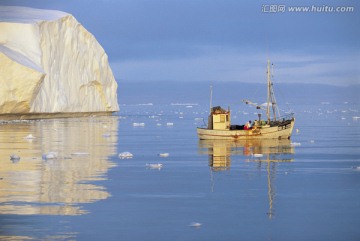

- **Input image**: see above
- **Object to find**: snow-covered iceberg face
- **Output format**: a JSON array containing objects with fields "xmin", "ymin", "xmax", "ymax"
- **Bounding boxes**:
[{"xmin": 0, "ymin": 6, "xmax": 119, "ymax": 116}]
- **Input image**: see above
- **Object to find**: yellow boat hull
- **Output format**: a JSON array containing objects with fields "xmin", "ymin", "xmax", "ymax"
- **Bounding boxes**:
[{"xmin": 197, "ymin": 119, "xmax": 295, "ymax": 140}]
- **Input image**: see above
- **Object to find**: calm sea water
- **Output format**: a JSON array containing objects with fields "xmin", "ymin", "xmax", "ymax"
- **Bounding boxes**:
[{"xmin": 0, "ymin": 82, "xmax": 359, "ymax": 240}]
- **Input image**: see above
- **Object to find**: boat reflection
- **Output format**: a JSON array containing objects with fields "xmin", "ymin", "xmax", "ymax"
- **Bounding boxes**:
[
  {"xmin": 199, "ymin": 139, "xmax": 294, "ymax": 219},
  {"xmin": 0, "ymin": 116, "xmax": 118, "ymax": 216}
]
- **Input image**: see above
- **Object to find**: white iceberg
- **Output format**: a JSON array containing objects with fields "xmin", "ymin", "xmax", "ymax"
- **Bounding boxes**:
[{"xmin": 0, "ymin": 6, "xmax": 119, "ymax": 118}]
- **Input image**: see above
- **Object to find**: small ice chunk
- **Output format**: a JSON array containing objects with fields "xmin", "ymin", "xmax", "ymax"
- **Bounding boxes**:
[
  {"xmin": 290, "ymin": 142, "xmax": 301, "ymax": 146},
  {"xmin": 118, "ymin": 152, "xmax": 133, "ymax": 159},
  {"xmin": 133, "ymin": 123, "xmax": 145, "ymax": 127},
  {"xmin": 156, "ymin": 123, "xmax": 162, "ymax": 126},
  {"xmin": 71, "ymin": 152, "xmax": 89, "ymax": 155},
  {"xmin": 158, "ymin": 153, "xmax": 169, "ymax": 157},
  {"xmin": 166, "ymin": 122, "xmax": 174, "ymax": 126},
  {"xmin": 24, "ymin": 134, "xmax": 36, "ymax": 139},
  {"xmin": 189, "ymin": 222, "xmax": 202, "ymax": 228},
  {"xmin": 42, "ymin": 152, "xmax": 58, "ymax": 160},
  {"xmin": 10, "ymin": 154, "xmax": 20, "ymax": 162},
  {"xmin": 252, "ymin": 153, "xmax": 263, "ymax": 158},
  {"xmin": 352, "ymin": 166, "xmax": 360, "ymax": 170},
  {"xmin": 146, "ymin": 163, "xmax": 163, "ymax": 169},
  {"xmin": 309, "ymin": 140, "xmax": 315, "ymax": 143},
  {"xmin": 296, "ymin": 129, "xmax": 300, "ymax": 133}
]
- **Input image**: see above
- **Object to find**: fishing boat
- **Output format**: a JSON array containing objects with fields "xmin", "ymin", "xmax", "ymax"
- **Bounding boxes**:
[{"xmin": 197, "ymin": 60, "xmax": 295, "ymax": 140}]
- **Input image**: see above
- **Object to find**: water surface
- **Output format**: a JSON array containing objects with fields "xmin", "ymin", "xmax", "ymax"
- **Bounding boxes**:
[{"xmin": 0, "ymin": 83, "xmax": 359, "ymax": 240}]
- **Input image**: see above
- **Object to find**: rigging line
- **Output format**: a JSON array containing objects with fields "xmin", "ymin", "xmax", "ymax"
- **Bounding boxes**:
[{"xmin": 273, "ymin": 69, "xmax": 293, "ymax": 115}]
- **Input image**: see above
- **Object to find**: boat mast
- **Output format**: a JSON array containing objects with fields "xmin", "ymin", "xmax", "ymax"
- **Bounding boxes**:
[
  {"xmin": 266, "ymin": 60, "xmax": 280, "ymax": 123},
  {"xmin": 266, "ymin": 60, "xmax": 272, "ymax": 123}
]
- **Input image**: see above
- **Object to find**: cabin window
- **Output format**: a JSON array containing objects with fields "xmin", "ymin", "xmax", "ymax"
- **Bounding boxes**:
[
  {"xmin": 226, "ymin": 115, "xmax": 229, "ymax": 122},
  {"xmin": 220, "ymin": 115, "xmax": 225, "ymax": 123}
]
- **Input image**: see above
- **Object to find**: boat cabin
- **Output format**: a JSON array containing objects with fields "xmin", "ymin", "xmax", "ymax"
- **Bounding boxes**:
[{"xmin": 208, "ymin": 106, "xmax": 231, "ymax": 130}]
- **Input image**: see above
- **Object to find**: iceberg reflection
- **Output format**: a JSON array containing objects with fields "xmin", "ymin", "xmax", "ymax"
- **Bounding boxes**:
[{"xmin": 0, "ymin": 116, "xmax": 118, "ymax": 216}]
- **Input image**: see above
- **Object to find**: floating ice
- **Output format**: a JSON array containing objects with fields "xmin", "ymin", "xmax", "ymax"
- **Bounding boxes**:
[
  {"xmin": 156, "ymin": 123, "xmax": 162, "ymax": 126},
  {"xmin": 24, "ymin": 134, "xmax": 36, "ymax": 139},
  {"xmin": 290, "ymin": 142, "xmax": 301, "ymax": 146},
  {"xmin": 158, "ymin": 153, "xmax": 169, "ymax": 157},
  {"xmin": 296, "ymin": 129, "xmax": 300, "ymax": 133},
  {"xmin": 118, "ymin": 152, "xmax": 133, "ymax": 159},
  {"xmin": 353, "ymin": 116, "xmax": 360, "ymax": 120},
  {"xmin": 166, "ymin": 122, "xmax": 174, "ymax": 126},
  {"xmin": 42, "ymin": 152, "xmax": 58, "ymax": 160},
  {"xmin": 309, "ymin": 140, "xmax": 315, "ymax": 143},
  {"xmin": 133, "ymin": 123, "xmax": 145, "ymax": 127},
  {"xmin": 189, "ymin": 222, "xmax": 202, "ymax": 228},
  {"xmin": 10, "ymin": 154, "xmax": 20, "ymax": 162},
  {"xmin": 252, "ymin": 153, "xmax": 263, "ymax": 158},
  {"xmin": 71, "ymin": 152, "xmax": 89, "ymax": 156},
  {"xmin": 146, "ymin": 163, "xmax": 163, "ymax": 169}
]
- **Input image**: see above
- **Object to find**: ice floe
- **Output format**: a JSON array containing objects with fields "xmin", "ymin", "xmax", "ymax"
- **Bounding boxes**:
[
  {"xmin": 42, "ymin": 152, "xmax": 58, "ymax": 160},
  {"xmin": 166, "ymin": 122, "xmax": 174, "ymax": 126},
  {"xmin": 290, "ymin": 142, "xmax": 301, "ymax": 147},
  {"xmin": 10, "ymin": 154, "xmax": 20, "ymax": 162},
  {"xmin": 133, "ymin": 122, "xmax": 145, "ymax": 127},
  {"xmin": 158, "ymin": 153, "xmax": 169, "ymax": 157},
  {"xmin": 71, "ymin": 152, "xmax": 89, "ymax": 156},
  {"xmin": 146, "ymin": 163, "xmax": 163, "ymax": 169},
  {"xmin": 24, "ymin": 134, "xmax": 36, "ymax": 139},
  {"xmin": 118, "ymin": 152, "xmax": 133, "ymax": 159},
  {"xmin": 252, "ymin": 153, "xmax": 263, "ymax": 158},
  {"xmin": 189, "ymin": 222, "xmax": 202, "ymax": 228}
]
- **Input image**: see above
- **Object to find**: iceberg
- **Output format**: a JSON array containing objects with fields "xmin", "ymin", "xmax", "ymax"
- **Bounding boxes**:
[{"xmin": 0, "ymin": 6, "xmax": 119, "ymax": 119}]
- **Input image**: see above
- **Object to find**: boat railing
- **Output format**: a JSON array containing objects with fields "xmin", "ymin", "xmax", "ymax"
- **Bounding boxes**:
[{"xmin": 269, "ymin": 113, "xmax": 294, "ymax": 127}]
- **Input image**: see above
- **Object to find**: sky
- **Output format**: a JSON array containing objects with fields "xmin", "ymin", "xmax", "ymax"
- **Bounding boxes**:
[{"xmin": 0, "ymin": 0, "xmax": 359, "ymax": 85}]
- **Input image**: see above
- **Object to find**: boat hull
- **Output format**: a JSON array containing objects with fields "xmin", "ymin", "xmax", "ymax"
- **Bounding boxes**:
[{"xmin": 197, "ymin": 119, "xmax": 295, "ymax": 140}]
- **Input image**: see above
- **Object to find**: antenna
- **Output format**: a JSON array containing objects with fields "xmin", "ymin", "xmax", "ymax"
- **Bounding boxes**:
[{"xmin": 209, "ymin": 84, "xmax": 213, "ymax": 112}]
